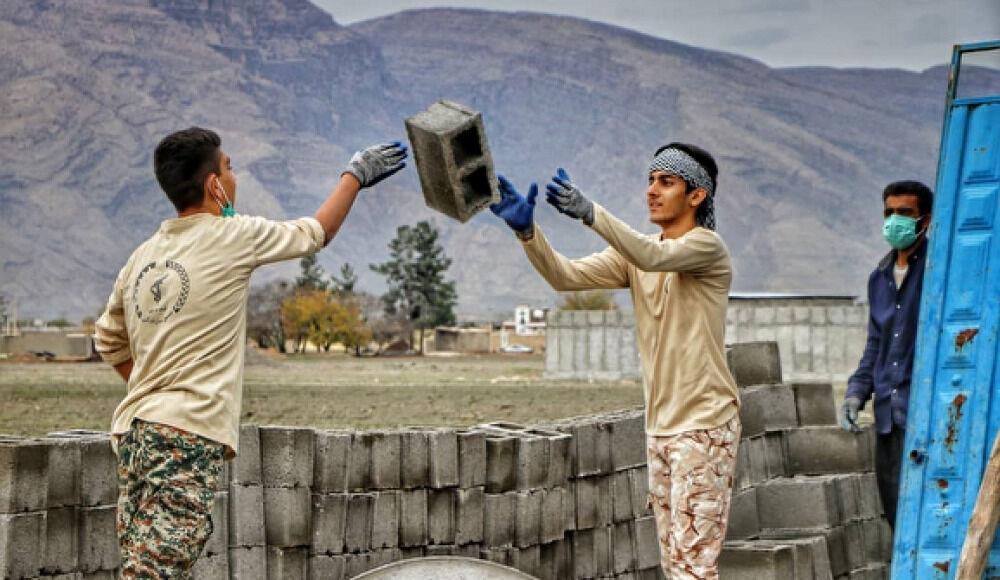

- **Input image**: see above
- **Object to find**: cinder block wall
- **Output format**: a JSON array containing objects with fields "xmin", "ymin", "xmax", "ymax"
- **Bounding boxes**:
[
  {"xmin": 1, "ymin": 341, "xmax": 889, "ymax": 580},
  {"xmin": 545, "ymin": 300, "xmax": 868, "ymax": 383}
]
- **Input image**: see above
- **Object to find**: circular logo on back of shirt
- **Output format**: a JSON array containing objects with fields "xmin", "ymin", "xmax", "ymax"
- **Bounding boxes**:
[{"xmin": 132, "ymin": 260, "xmax": 190, "ymax": 324}]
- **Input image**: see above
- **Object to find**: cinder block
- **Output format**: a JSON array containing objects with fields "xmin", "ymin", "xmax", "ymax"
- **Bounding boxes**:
[
  {"xmin": 0, "ymin": 511, "xmax": 45, "ymax": 578},
  {"xmin": 43, "ymin": 506, "xmax": 79, "ymax": 574},
  {"xmin": 313, "ymin": 430, "xmax": 351, "ymax": 493},
  {"xmin": 347, "ymin": 433, "xmax": 373, "ymax": 492},
  {"xmin": 190, "ymin": 551, "xmax": 228, "ymax": 580},
  {"xmin": 428, "ymin": 489, "xmax": 456, "ymax": 545},
  {"xmin": 843, "ymin": 520, "xmax": 866, "ymax": 570},
  {"xmin": 791, "ymin": 382, "xmax": 837, "ymax": 426},
  {"xmin": 0, "ymin": 440, "xmax": 49, "ymax": 514},
  {"xmin": 751, "ymin": 538, "xmax": 826, "ymax": 580},
  {"xmin": 343, "ymin": 493, "xmax": 373, "ymax": 553},
  {"xmin": 613, "ymin": 521, "xmax": 637, "ymax": 574},
  {"xmin": 266, "ymin": 547, "xmax": 307, "ymax": 580},
  {"xmin": 307, "ymin": 554, "xmax": 345, "ymax": 580},
  {"xmin": 719, "ymin": 541, "xmax": 796, "ymax": 580},
  {"xmin": 763, "ymin": 432, "xmax": 787, "ymax": 479},
  {"xmin": 481, "ymin": 546, "xmax": 512, "ymax": 566},
  {"xmin": 628, "ymin": 467, "xmax": 652, "ymax": 519},
  {"xmin": 232, "ymin": 425, "xmax": 263, "ymax": 485},
  {"xmin": 734, "ymin": 440, "xmax": 751, "ymax": 491},
  {"xmin": 759, "ymin": 526, "xmax": 848, "ymax": 577},
  {"xmin": 263, "ymin": 486, "xmax": 312, "ymax": 547},
  {"xmin": 370, "ymin": 431, "xmax": 402, "ymax": 490},
  {"xmin": 399, "ymin": 546, "xmax": 425, "ymax": 560},
  {"xmin": 744, "ymin": 436, "xmax": 768, "ymax": 486},
  {"xmin": 369, "ymin": 547, "xmax": 400, "ymax": 569},
  {"xmin": 457, "ymin": 430, "xmax": 486, "ymax": 489},
  {"xmin": 371, "ymin": 491, "xmax": 400, "ymax": 549},
  {"xmin": 540, "ymin": 488, "xmax": 566, "ymax": 544},
  {"xmin": 575, "ymin": 475, "xmax": 613, "ymax": 530},
  {"xmin": 740, "ymin": 385, "xmax": 798, "ymax": 437},
  {"xmin": 399, "ymin": 489, "xmax": 428, "ymax": 548},
  {"xmin": 260, "ymin": 427, "xmax": 314, "ymax": 488},
  {"xmin": 514, "ymin": 490, "xmax": 542, "ymax": 548},
  {"xmin": 546, "ymin": 431, "xmax": 571, "ymax": 488},
  {"xmin": 229, "ymin": 546, "xmax": 267, "ymax": 579},
  {"xmin": 569, "ymin": 419, "xmax": 613, "ymax": 477},
  {"xmin": 483, "ymin": 492, "xmax": 514, "ymax": 547},
  {"xmin": 311, "ymin": 493, "xmax": 347, "ymax": 554},
  {"xmin": 510, "ymin": 544, "xmax": 541, "ymax": 577},
  {"xmin": 609, "ymin": 411, "xmax": 646, "ymax": 470},
  {"xmin": 456, "ymin": 487, "xmax": 484, "ymax": 546},
  {"xmin": 540, "ymin": 539, "xmax": 570, "ymax": 580},
  {"xmin": 727, "ymin": 341, "xmax": 782, "ymax": 387},
  {"xmin": 611, "ymin": 470, "xmax": 634, "ymax": 524},
  {"xmin": 594, "ymin": 524, "xmax": 614, "ymax": 576},
  {"xmin": 400, "ymin": 430, "xmax": 429, "ymax": 489},
  {"xmin": 405, "ymin": 100, "xmax": 500, "ymax": 223},
  {"xmin": 858, "ymin": 473, "xmax": 883, "ymax": 519},
  {"xmin": 428, "ymin": 429, "xmax": 459, "ymax": 489},
  {"xmin": 344, "ymin": 552, "xmax": 373, "ymax": 578},
  {"xmin": 757, "ymin": 476, "xmax": 842, "ymax": 529},
  {"xmin": 782, "ymin": 427, "xmax": 873, "ymax": 475},
  {"xmin": 205, "ymin": 491, "xmax": 229, "ymax": 556},
  {"xmin": 634, "ymin": 516, "xmax": 660, "ymax": 571},
  {"xmin": 726, "ymin": 488, "xmax": 759, "ymax": 541},
  {"xmin": 571, "ymin": 528, "xmax": 596, "ymax": 578},
  {"xmin": 514, "ymin": 435, "xmax": 549, "ymax": 490},
  {"xmin": 44, "ymin": 438, "xmax": 81, "ymax": 508},
  {"xmin": 484, "ymin": 434, "xmax": 516, "ymax": 493},
  {"xmin": 835, "ymin": 474, "xmax": 861, "ymax": 522},
  {"xmin": 229, "ymin": 484, "xmax": 265, "ymax": 547},
  {"xmin": 81, "ymin": 570, "xmax": 118, "ymax": 579},
  {"xmin": 78, "ymin": 437, "xmax": 117, "ymax": 507},
  {"xmin": 79, "ymin": 506, "xmax": 119, "ymax": 572}
]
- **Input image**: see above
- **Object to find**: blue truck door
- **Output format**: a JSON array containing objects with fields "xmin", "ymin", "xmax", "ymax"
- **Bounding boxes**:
[{"xmin": 893, "ymin": 41, "xmax": 1000, "ymax": 579}]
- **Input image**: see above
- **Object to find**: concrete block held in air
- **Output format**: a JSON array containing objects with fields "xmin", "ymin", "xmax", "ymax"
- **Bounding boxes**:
[{"xmin": 405, "ymin": 100, "xmax": 500, "ymax": 223}]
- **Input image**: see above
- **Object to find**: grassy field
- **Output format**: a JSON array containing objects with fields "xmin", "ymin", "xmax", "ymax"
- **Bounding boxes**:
[{"xmin": 0, "ymin": 353, "xmax": 645, "ymax": 436}]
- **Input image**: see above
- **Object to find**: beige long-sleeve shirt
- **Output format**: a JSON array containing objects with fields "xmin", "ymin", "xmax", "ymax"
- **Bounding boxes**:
[
  {"xmin": 523, "ymin": 203, "xmax": 739, "ymax": 436},
  {"xmin": 94, "ymin": 213, "xmax": 325, "ymax": 456}
]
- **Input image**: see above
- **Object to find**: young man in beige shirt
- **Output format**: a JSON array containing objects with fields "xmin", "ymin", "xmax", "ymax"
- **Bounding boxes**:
[
  {"xmin": 491, "ymin": 144, "xmax": 740, "ymax": 579},
  {"xmin": 94, "ymin": 127, "xmax": 406, "ymax": 577}
]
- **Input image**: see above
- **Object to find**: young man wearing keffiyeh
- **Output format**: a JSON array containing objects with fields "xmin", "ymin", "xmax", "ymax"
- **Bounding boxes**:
[{"xmin": 491, "ymin": 143, "xmax": 740, "ymax": 579}]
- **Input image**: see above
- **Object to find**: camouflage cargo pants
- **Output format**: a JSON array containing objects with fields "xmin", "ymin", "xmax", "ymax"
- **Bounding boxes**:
[
  {"xmin": 115, "ymin": 419, "xmax": 225, "ymax": 579},
  {"xmin": 647, "ymin": 415, "xmax": 740, "ymax": 580}
]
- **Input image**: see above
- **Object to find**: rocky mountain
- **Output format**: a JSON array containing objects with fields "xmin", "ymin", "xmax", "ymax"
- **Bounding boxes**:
[{"xmin": 1, "ymin": 2, "xmax": 992, "ymax": 319}]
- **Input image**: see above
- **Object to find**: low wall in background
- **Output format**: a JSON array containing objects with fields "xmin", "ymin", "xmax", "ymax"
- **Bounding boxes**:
[
  {"xmin": 0, "ymin": 331, "xmax": 94, "ymax": 359},
  {"xmin": 545, "ymin": 297, "xmax": 868, "ymax": 383}
]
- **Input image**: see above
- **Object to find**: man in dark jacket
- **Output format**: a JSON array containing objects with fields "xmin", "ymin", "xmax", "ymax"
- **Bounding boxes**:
[{"xmin": 840, "ymin": 180, "xmax": 933, "ymax": 530}]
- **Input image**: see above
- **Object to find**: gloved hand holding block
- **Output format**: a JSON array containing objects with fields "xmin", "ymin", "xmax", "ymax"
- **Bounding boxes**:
[{"xmin": 405, "ymin": 100, "xmax": 500, "ymax": 223}]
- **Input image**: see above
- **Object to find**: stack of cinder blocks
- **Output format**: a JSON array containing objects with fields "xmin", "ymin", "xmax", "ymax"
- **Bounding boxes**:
[
  {"xmin": 1, "ymin": 430, "xmax": 120, "ymax": 579},
  {"xmin": 722, "ymin": 342, "xmax": 893, "ymax": 580}
]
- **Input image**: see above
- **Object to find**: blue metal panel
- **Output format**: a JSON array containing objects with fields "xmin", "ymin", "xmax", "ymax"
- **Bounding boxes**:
[{"xmin": 893, "ymin": 41, "xmax": 1000, "ymax": 579}]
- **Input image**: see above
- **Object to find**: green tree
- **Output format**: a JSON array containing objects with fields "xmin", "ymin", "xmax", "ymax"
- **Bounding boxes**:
[
  {"xmin": 296, "ymin": 254, "xmax": 328, "ymax": 291},
  {"xmin": 330, "ymin": 263, "xmax": 359, "ymax": 297},
  {"xmin": 370, "ymin": 221, "xmax": 457, "ymax": 353}
]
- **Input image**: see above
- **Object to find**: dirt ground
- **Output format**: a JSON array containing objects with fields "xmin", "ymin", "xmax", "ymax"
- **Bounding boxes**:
[{"xmin": 0, "ymin": 353, "xmax": 645, "ymax": 436}]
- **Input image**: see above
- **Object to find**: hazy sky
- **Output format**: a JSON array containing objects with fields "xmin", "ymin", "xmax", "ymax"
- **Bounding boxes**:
[{"xmin": 316, "ymin": 0, "xmax": 1000, "ymax": 70}]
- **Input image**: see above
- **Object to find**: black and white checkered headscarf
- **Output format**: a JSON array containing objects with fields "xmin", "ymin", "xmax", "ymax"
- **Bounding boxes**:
[{"xmin": 648, "ymin": 147, "xmax": 716, "ymax": 230}]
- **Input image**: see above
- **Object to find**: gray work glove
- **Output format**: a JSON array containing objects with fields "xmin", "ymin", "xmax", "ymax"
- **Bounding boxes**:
[
  {"xmin": 343, "ymin": 141, "xmax": 408, "ymax": 188},
  {"xmin": 839, "ymin": 397, "xmax": 863, "ymax": 433},
  {"xmin": 545, "ymin": 167, "xmax": 595, "ymax": 226}
]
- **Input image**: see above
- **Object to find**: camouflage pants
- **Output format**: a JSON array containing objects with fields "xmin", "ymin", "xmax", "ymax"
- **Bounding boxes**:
[
  {"xmin": 647, "ymin": 416, "xmax": 740, "ymax": 580},
  {"xmin": 115, "ymin": 419, "xmax": 225, "ymax": 579}
]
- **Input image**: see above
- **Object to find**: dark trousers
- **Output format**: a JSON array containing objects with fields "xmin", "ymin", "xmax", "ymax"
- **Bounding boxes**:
[{"xmin": 875, "ymin": 426, "xmax": 906, "ymax": 530}]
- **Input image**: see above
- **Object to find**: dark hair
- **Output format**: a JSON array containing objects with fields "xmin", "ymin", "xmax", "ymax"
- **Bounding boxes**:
[
  {"xmin": 883, "ymin": 180, "xmax": 933, "ymax": 215},
  {"xmin": 654, "ymin": 142, "xmax": 719, "ymax": 223},
  {"xmin": 153, "ymin": 127, "xmax": 222, "ymax": 212}
]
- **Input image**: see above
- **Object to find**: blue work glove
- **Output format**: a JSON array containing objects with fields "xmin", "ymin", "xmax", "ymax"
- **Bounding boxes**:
[
  {"xmin": 839, "ymin": 396, "xmax": 863, "ymax": 433},
  {"xmin": 343, "ymin": 141, "xmax": 408, "ymax": 188},
  {"xmin": 490, "ymin": 175, "xmax": 538, "ymax": 236},
  {"xmin": 545, "ymin": 168, "xmax": 595, "ymax": 226}
]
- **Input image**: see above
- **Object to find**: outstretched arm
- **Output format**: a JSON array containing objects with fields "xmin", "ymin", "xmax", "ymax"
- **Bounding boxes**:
[
  {"xmin": 490, "ymin": 176, "xmax": 628, "ymax": 291},
  {"xmin": 316, "ymin": 142, "xmax": 408, "ymax": 245},
  {"xmin": 546, "ymin": 168, "xmax": 724, "ymax": 273}
]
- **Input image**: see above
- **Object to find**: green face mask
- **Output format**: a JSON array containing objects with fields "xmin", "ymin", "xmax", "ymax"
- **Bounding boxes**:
[
  {"xmin": 215, "ymin": 178, "xmax": 236, "ymax": 218},
  {"xmin": 883, "ymin": 214, "xmax": 921, "ymax": 250}
]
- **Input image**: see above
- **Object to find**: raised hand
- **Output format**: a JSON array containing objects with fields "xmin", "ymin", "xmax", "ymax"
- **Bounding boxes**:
[
  {"xmin": 490, "ymin": 175, "xmax": 538, "ymax": 234},
  {"xmin": 344, "ymin": 141, "xmax": 408, "ymax": 188},
  {"xmin": 545, "ymin": 167, "xmax": 594, "ymax": 226}
]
